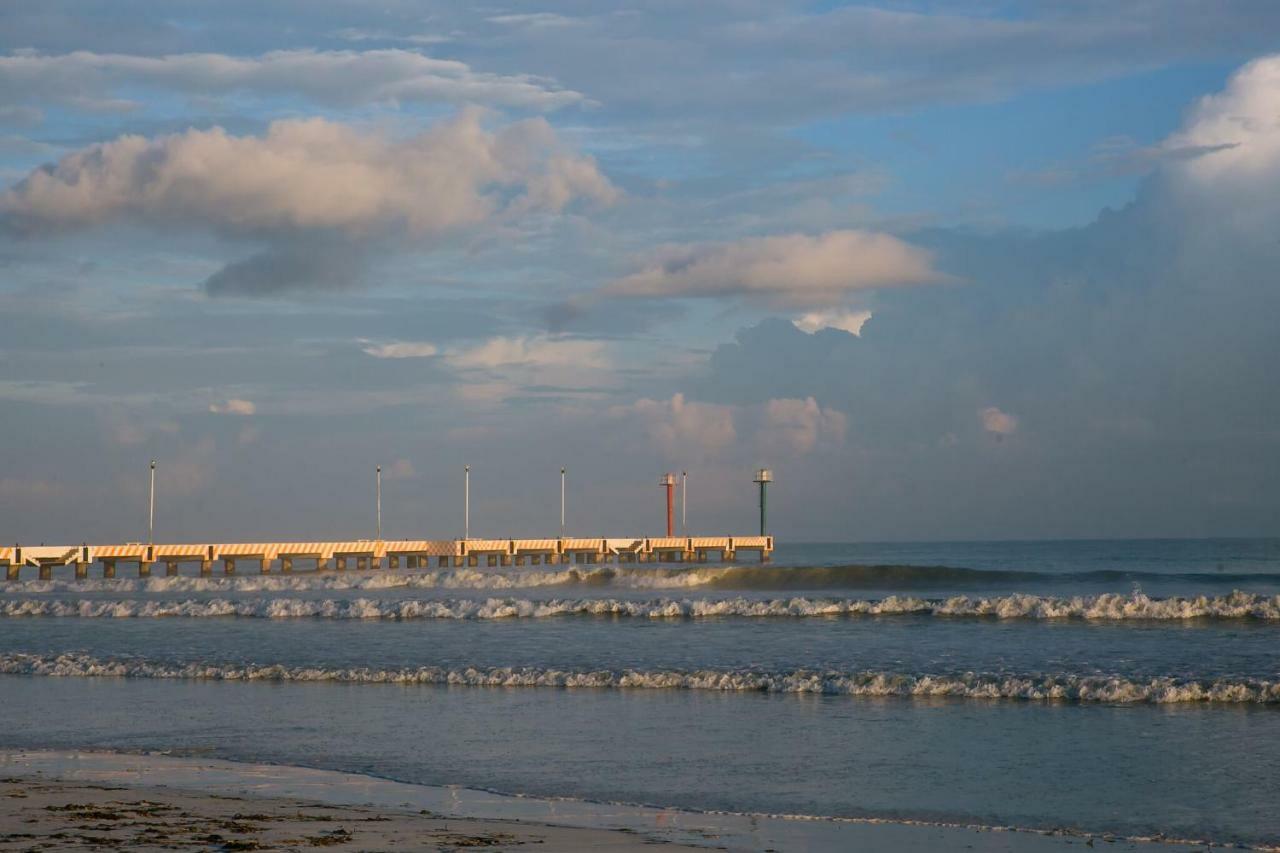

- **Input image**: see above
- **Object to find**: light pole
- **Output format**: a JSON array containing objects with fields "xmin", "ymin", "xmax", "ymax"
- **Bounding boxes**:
[
  {"xmin": 660, "ymin": 473, "xmax": 676, "ymax": 537},
  {"xmin": 753, "ymin": 469, "xmax": 772, "ymax": 536},
  {"xmin": 376, "ymin": 465, "xmax": 382, "ymax": 541},
  {"xmin": 681, "ymin": 471, "xmax": 687, "ymax": 535},
  {"xmin": 148, "ymin": 459, "xmax": 156, "ymax": 544},
  {"xmin": 464, "ymin": 465, "xmax": 470, "ymax": 540},
  {"xmin": 560, "ymin": 467, "xmax": 566, "ymax": 538}
]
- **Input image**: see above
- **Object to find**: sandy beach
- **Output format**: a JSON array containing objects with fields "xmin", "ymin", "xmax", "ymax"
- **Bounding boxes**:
[
  {"xmin": 0, "ymin": 750, "xmax": 1220, "ymax": 852},
  {"xmin": 0, "ymin": 774, "xmax": 710, "ymax": 851}
]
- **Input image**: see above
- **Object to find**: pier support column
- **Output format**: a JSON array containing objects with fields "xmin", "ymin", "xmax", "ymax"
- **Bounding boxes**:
[
  {"xmin": 697, "ymin": 551, "xmax": 708, "ymax": 563},
  {"xmin": 200, "ymin": 560, "xmax": 212, "ymax": 576},
  {"xmin": 103, "ymin": 560, "xmax": 116, "ymax": 579},
  {"xmin": 39, "ymin": 565, "xmax": 51, "ymax": 581},
  {"xmin": 281, "ymin": 557, "xmax": 293, "ymax": 574},
  {"xmin": 335, "ymin": 556, "xmax": 347, "ymax": 571},
  {"xmin": 485, "ymin": 554, "xmax": 497, "ymax": 568},
  {"xmin": 723, "ymin": 550, "xmax": 735, "ymax": 562},
  {"xmin": 500, "ymin": 554, "xmax": 512, "ymax": 567},
  {"xmin": 224, "ymin": 558, "xmax": 236, "ymax": 575},
  {"xmin": 357, "ymin": 556, "xmax": 369, "ymax": 571},
  {"xmin": 260, "ymin": 558, "xmax": 272, "ymax": 574},
  {"xmin": 138, "ymin": 562, "xmax": 151, "ymax": 578},
  {"xmin": 761, "ymin": 551, "xmax": 771, "ymax": 563},
  {"xmin": 165, "ymin": 561, "xmax": 179, "ymax": 577},
  {"xmin": 75, "ymin": 563, "xmax": 89, "ymax": 579},
  {"xmin": 450, "ymin": 556, "xmax": 462, "ymax": 568},
  {"xmin": 514, "ymin": 555, "xmax": 525, "ymax": 566},
  {"xmin": 468, "ymin": 555, "xmax": 479, "ymax": 567},
  {"xmin": 530, "ymin": 554, "xmax": 541, "ymax": 566},
  {"xmin": 390, "ymin": 555, "xmax": 401, "ymax": 569},
  {"xmin": 5, "ymin": 565, "xmax": 17, "ymax": 581}
]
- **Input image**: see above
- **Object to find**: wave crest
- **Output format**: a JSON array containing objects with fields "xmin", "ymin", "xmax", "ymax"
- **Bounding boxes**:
[
  {"xmin": 5, "ymin": 563, "xmax": 1280, "ymax": 594},
  {"xmin": 3, "ymin": 653, "xmax": 1277, "ymax": 704},
  {"xmin": 2, "ymin": 591, "xmax": 1278, "ymax": 621}
]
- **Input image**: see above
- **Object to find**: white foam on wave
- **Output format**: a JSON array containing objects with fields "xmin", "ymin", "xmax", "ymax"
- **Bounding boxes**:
[
  {"xmin": 2, "ymin": 591, "xmax": 1279, "ymax": 620},
  {"xmin": 3, "ymin": 653, "xmax": 1278, "ymax": 704}
]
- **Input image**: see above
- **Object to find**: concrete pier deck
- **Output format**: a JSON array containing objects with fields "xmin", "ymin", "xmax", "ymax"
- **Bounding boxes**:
[{"xmin": 0, "ymin": 536, "xmax": 773, "ymax": 580}]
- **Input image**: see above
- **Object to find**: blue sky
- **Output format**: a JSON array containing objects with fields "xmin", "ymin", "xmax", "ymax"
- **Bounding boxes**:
[{"xmin": 1, "ymin": 2, "xmax": 1278, "ymax": 542}]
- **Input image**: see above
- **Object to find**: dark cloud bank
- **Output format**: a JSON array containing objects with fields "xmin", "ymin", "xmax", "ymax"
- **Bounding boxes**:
[{"xmin": 695, "ymin": 178, "xmax": 1280, "ymax": 538}]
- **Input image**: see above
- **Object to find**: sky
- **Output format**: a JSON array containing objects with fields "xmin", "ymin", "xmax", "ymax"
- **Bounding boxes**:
[{"xmin": 1, "ymin": 1, "xmax": 1278, "ymax": 543}]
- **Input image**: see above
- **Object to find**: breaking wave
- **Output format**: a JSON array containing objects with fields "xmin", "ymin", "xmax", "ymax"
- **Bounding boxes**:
[
  {"xmin": 3, "ymin": 652, "xmax": 1278, "ymax": 704},
  {"xmin": 6, "ymin": 563, "xmax": 1280, "ymax": 594},
  {"xmin": 2, "ymin": 591, "xmax": 1279, "ymax": 621}
]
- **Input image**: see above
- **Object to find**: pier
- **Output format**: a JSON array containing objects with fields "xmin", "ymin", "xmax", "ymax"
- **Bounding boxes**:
[{"xmin": 0, "ymin": 536, "xmax": 773, "ymax": 580}]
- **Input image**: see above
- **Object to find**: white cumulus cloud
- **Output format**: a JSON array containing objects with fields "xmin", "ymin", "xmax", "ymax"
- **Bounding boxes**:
[
  {"xmin": 762, "ymin": 397, "xmax": 848, "ymax": 454},
  {"xmin": 1164, "ymin": 55, "xmax": 1280, "ymax": 186},
  {"xmin": 980, "ymin": 406, "xmax": 1018, "ymax": 436},
  {"xmin": 612, "ymin": 393, "xmax": 738, "ymax": 457},
  {"xmin": 793, "ymin": 309, "xmax": 873, "ymax": 335},
  {"xmin": 1, "ymin": 110, "xmax": 617, "ymax": 238}
]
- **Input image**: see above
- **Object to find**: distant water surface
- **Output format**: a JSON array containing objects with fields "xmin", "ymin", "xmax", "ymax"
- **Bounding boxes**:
[{"xmin": 1, "ymin": 538, "xmax": 1278, "ymax": 849}]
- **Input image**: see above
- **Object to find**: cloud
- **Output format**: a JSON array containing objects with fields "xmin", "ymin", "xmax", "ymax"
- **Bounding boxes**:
[
  {"xmin": 439, "ymin": 335, "xmax": 614, "ymax": 397},
  {"xmin": 155, "ymin": 438, "xmax": 217, "ymax": 497},
  {"xmin": 608, "ymin": 392, "xmax": 847, "ymax": 459},
  {"xmin": 446, "ymin": 336, "xmax": 606, "ymax": 371},
  {"xmin": 793, "ymin": 309, "xmax": 872, "ymax": 336},
  {"xmin": 980, "ymin": 406, "xmax": 1018, "ymax": 437},
  {"xmin": 0, "ymin": 49, "xmax": 585, "ymax": 113},
  {"xmin": 1160, "ymin": 54, "xmax": 1280, "ymax": 214},
  {"xmin": 0, "ymin": 477, "xmax": 67, "ymax": 502},
  {"xmin": 762, "ymin": 397, "xmax": 847, "ymax": 454},
  {"xmin": 203, "ymin": 242, "xmax": 366, "ymax": 297},
  {"xmin": 2, "ymin": 111, "xmax": 616, "ymax": 238},
  {"xmin": 382, "ymin": 458, "xmax": 417, "ymax": 480},
  {"xmin": 3, "ymin": 110, "xmax": 617, "ymax": 296},
  {"xmin": 487, "ymin": 13, "xmax": 584, "ymax": 29},
  {"xmin": 598, "ymin": 231, "xmax": 944, "ymax": 310},
  {"xmin": 612, "ymin": 393, "xmax": 737, "ymax": 458},
  {"xmin": 100, "ymin": 410, "xmax": 180, "ymax": 447},
  {"xmin": 362, "ymin": 341, "xmax": 440, "ymax": 359},
  {"xmin": 209, "ymin": 398, "xmax": 255, "ymax": 416}
]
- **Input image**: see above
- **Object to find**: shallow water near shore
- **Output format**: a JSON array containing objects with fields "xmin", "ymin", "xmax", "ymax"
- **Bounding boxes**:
[
  {"xmin": 0, "ymin": 750, "xmax": 1230, "ymax": 852},
  {"xmin": 2, "ymin": 539, "xmax": 1278, "ymax": 848}
]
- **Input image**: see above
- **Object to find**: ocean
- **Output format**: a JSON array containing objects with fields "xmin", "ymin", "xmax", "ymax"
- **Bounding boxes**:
[{"xmin": 2, "ymin": 538, "xmax": 1279, "ymax": 849}]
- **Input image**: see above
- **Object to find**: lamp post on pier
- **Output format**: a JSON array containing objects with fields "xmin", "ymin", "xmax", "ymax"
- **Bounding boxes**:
[
  {"xmin": 376, "ymin": 465, "xmax": 382, "ymax": 541},
  {"xmin": 681, "ymin": 471, "xmax": 688, "ymax": 535},
  {"xmin": 464, "ymin": 465, "xmax": 470, "ymax": 540},
  {"xmin": 661, "ymin": 473, "xmax": 676, "ymax": 537},
  {"xmin": 560, "ymin": 468, "xmax": 566, "ymax": 538},
  {"xmin": 148, "ymin": 459, "xmax": 156, "ymax": 544},
  {"xmin": 753, "ymin": 468, "xmax": 772, "ymax": 536}
]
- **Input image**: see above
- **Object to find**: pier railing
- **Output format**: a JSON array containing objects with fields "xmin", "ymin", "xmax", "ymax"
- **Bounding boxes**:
[{"xmin": 1, "ymin": 536, "xmax": 773, "ymax": 579}]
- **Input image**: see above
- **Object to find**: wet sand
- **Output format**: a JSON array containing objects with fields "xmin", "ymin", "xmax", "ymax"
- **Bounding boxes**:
[
  {"xmin": 0, "ymin": 776, "xmax": 707, "ymax": 851},
  {"xmin": 0, "ymin": 751, "xmax": 1220, "ymax": 852}
]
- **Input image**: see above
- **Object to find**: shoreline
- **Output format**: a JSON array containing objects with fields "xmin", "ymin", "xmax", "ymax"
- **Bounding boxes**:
[{"xmin": 0, "ymin": 749, "xmax": 1244, "ymax": 852}]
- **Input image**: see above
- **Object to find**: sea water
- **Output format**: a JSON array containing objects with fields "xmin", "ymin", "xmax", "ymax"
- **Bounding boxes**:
[{"xmin": 1, "ymin": 539, "xmax": 1278, "ymax": 847}]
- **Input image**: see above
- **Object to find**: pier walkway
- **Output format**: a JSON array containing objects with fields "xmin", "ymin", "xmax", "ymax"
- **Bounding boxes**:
[{"xmin": 1, "ymin": 536, "xmax": 773, "ymax": 580}]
